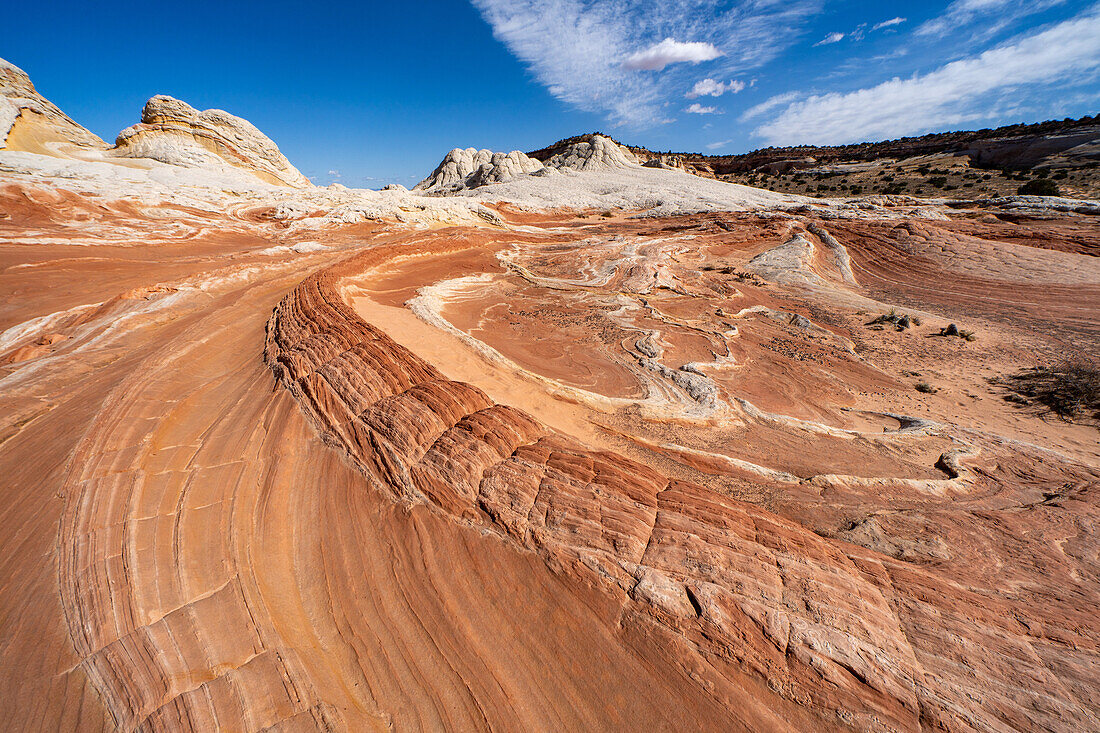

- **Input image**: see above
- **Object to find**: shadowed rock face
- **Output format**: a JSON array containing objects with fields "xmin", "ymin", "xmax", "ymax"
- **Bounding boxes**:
[{"xmin": 111, "ymin": 95, "xmax": 310, "ymax": 187}]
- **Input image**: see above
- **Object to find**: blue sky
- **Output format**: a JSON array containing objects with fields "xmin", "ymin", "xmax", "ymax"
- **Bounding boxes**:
[{"xmin": 5, "ymin": 1, "xmax": 1099, "ymax": 186}]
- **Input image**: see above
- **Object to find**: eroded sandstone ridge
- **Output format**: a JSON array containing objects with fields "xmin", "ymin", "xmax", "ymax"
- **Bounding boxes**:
[{"xmin": 2, "ymin": 61, "xmax": 1099, "ymax": 733}]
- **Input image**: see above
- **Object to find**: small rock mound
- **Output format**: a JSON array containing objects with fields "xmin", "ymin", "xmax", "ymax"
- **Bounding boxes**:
[
  {"xmin": 1, "ymin": 57, "xmax": 105, "ymax": 152},
  {"xmin": 415, "ymin": 148, "xmax": 542, "ymax": 191},
  {"xmin": 111, "ymin": 95, "xmax": 309, "ymax": 187},
  {"xmin": 545, "ymin": 135, "xmax": 639, "ymax": 171}
]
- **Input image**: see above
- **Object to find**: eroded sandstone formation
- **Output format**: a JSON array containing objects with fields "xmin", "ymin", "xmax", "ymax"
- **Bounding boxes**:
[
  {"xmin": 112, "ymin": 95, "xmax": 310, "ymax": 187},
  {"xmin": 416, "ymin": 135, "xmax": 640, "ymax": 192},
  {"xmin": 258, "ymin": 226, "xmax": 1100, "ymax": 732},
  {"xmin": 2, "ymin": 61, "xmax": 1099, "ymax": 733},
  {"xmin": 0, "ymin": 57, "xmax": 105, "ymax": 153},
  {"xmin": 415, "ymin": 148, "xmax": 544, "ymax": 191}
]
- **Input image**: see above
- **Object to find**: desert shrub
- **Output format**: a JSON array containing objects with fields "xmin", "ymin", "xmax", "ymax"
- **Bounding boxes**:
[
  {"xmin": 996, "ymin": 361, "xmax": 1100, "ymax": 422},
  {"xmin": 868, "ymin": 310, "xmax": 917, "ymax": 331},
  {"xmin": 1018, "ymin": 179, "xmax": 1060, "ymax": 196}
]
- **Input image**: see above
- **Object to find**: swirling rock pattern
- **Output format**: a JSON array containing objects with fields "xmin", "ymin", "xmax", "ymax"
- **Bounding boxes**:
[{"xmin": 1, "ymin": 135, "xmax": 1099, "ymax": 731}]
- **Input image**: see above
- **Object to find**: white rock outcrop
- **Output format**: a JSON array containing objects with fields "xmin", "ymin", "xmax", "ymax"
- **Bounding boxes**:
[
  {"xmin": 111, "ymin": 95, "xmax": 310, "ymax": 187},
  {"xmin": 1, "ymin": 57, "xmax": 105, "ymax": 152},
  {"xmin": 415, "ymin": 148, "xmax": 542, "ymax": 191},
  {"xmin": 546, "ymin": 135, "xmax": 639, "ymax": 171},
  {"xmin": 415, "ymin": 135, "xmax": 641, "ymax": 193}
]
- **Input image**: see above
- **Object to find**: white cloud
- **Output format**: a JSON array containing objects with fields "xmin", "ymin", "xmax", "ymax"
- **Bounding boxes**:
[
  {"xmin": 686, "ymin": 78, "xmax": 745, "ymax": 98},
  {"xmin": 814, "ymin": 32, "xmax": 845, "ymax": 46},
  {"xmin": 470, "ymin": 0, "xmax": 824, "ymax": 126},
  {"xmin": 706, "ymin": 139, "xmax": 733, "ymax": 149},
  {"xmin": 685, "ymin": 103, "xmax": 721, "ymax": 114},
  {"xmin": 873, "ymin": 16, "xmax": 906, "ymax": 30},
  {"xmin": 753, "ymin": 8, "xmax": 1100, "ymax": 145},
  {"xmin": 623, "ymin": 38, "xmax": 722, "ymax": 71}
]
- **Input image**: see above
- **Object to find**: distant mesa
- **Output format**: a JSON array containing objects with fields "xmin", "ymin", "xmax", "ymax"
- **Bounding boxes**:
[
  {"xmin": 0, "ymin": 57, "xmax": 105, "ymax": 154},
  {"xmin": 111, "ymin": 95, "xmax": 310, "ymax": 187},
  {"xmin": 415, "ymin": 134, "xmax": 640, "ymax": 192}
]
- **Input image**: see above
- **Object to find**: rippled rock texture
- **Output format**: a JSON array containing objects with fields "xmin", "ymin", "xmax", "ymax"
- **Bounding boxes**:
[{"xmin": 1, "ymin": 154, "xmax": 1099, "ymax": 730}]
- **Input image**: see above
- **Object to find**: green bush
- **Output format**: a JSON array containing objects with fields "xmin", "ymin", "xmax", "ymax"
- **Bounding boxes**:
[{"xmin": 1018, "ymin": 179, "xmax": 1060, "ymax": 196}]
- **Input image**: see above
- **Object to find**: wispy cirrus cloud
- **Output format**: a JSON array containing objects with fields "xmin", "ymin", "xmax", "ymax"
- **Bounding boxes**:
[
  {"xmin": 916, "ymin": 0, "xmax": 1066, "ymax": 37},
  {"xmin": 814, "ymin": 32, "xmax": 845, "ymax": 46},
  {"xmin": 873, "ymin": 16, "xmax": 906, "ymax": 30},
  {"xmin": 686, "ymin": 78, "xmax": 745, "ymax": 98},
  {"xmin": 469, "ymin": 0, "xmax": 823, "ymax": 126},
  {"xmin": 740, "ymin": 91, "xmax": 798, "ymax": 120},
  {"xmin": 752, "ymin": 7, "xmax": 1100, "ymax": 145}
]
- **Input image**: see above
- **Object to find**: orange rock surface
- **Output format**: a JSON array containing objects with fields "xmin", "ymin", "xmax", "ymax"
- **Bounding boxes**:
[{"xmin": 1, "ymin": 171, "xmax": 1099, "ymax": 732}]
